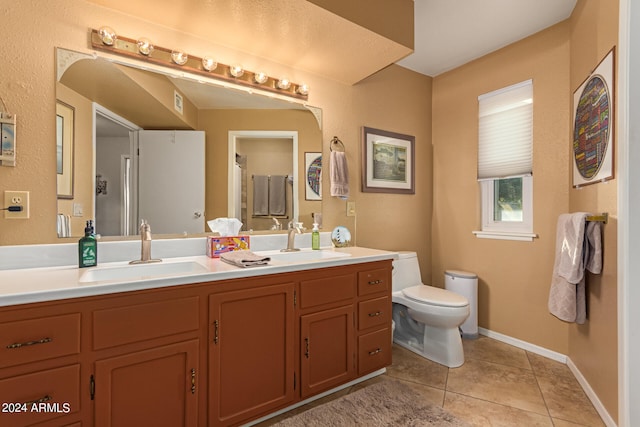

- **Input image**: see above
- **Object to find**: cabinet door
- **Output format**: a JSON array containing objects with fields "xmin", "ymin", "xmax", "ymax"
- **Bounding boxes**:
[
  {"xmin": 94, "ymin": 339, "xmax": 199, "ymax": 427},
  {"xmin": 209, "ymin": 283, "xmax": 295, "ymax": 426},
  {"xmin": 300, "ymin": 305, "xmax": 355, "ymax": 398}
]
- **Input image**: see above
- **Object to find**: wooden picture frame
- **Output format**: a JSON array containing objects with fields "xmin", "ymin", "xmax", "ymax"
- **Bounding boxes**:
[
  {"xmin": 362, "ymin": 126, "xmax": 415, "ymax": 194},
  {"xmin": 56, "ymin": 101, "xmax": 75, "ymax": 199}
]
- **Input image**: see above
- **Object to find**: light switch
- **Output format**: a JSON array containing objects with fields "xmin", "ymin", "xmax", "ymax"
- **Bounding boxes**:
[{"xmin": 346, "ymin": 201, "xmax": 356, "ymax": 217}]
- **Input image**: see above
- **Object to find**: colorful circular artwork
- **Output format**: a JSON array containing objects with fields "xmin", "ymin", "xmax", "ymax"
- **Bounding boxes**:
[
  {"xmin": 573, "ymin": 75, "xmax": 611, "ymax": 180},
  {"xmin": 306, "ymin": 155, "xmax": 322, "ymax": 197}
]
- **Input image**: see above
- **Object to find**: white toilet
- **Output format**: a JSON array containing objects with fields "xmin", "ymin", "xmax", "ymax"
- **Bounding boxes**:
[{"xmin": 392, "ymin": 251, "xmax": 470, "ymax": 368}]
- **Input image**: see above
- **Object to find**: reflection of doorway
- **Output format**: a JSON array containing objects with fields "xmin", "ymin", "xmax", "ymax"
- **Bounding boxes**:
[
  {"xmin": 228, "ymin": 131, "xmax": 298, "ymax": 232},
  {"xmin": 94, "ymin": 104, "xmax": 139, "ymax": 236}
]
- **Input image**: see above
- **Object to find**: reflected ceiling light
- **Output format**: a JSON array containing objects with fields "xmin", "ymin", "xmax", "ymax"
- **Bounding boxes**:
[
  {"xmin": 296, "ymin": 83, "xmax": 309, "ymax": 96},
  {"xmin": 202, "ymin": 56, "xmax": 217, "ymax": 72},
  {"xmin": 276, "ymin": 78, "xmax": 291, "ymax": 90},
  {"xmin": 98, "ymin": 26, "xmax": 117, "ymax": 46},
  {"xmin": 229, "ymin": 65, "xmax": 244, "ymax": 78},
  {"xmin": 136, "ymin": 37, "xmax": 154, "ymax": 56},
  {"xmin": 253, "ymin": 71, "xmax": 268, "ymax": 84},
  {"xmin": 171, "ymin": 50, "xmax": 189, "ymax": 65}
]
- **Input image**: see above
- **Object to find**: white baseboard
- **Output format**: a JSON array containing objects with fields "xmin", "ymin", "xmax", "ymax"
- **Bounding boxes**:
[
  {"xmin": 567, "ymin": 357, "xmax": 617, "ymax": 427},
  {"xmin": 479, "ymin": 327, "xmax": 616, "ymax": 426},
  {"xmin": 478, "ymin": 327, "xmax": 566, "ymax": 363}
]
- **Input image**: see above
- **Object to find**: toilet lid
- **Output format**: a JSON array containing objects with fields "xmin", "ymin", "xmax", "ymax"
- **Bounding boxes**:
[{"xmin": 402, "ymin": 285, "xmax": 469, "ymax": 307}]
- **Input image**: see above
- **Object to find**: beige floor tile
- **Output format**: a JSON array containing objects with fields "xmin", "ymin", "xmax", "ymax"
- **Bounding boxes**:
[
  {"xmin": 463, "ymin": 335, "xmax": 532, "ymax": 370},
  {"xmin": 527, "ymin": 351, "xmax": 575, "ymax": 381},
  {"xmin": 552, "ymin": 418, "xmax": 597, "ymax": 427},
  {"xmin": 398, "ymin": 377, "xmax": 446, "ymax": 406},
  {"xmin": 386, "ymin": 345, "xmax": 449, "ymax": 389},
  {"xmin": 444, "ymin": 391, "xmax": 554, "ymax": 426},
  {"xmin": 536, "ymin": 374, "xmax": 605, "ymax": 427},
  {"xmin": 447, "ymin": 357, "xmax": 548, "ymax": 415}
]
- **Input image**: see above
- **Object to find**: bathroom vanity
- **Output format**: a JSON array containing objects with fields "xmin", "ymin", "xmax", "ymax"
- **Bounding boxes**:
[{"xmin": 0, "ymin": 246, "xmax": 394, "ymax": 427}]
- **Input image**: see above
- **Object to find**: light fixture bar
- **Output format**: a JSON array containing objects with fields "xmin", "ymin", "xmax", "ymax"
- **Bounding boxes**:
[{"xmin": 89, "ymin": 28, "xmax": 309, "ymax": 100}]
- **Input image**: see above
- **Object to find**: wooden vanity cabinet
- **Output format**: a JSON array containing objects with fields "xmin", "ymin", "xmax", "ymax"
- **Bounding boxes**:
[{"xmin": 208, "ymin": 280, "xmax": 296, "ymax": 426}]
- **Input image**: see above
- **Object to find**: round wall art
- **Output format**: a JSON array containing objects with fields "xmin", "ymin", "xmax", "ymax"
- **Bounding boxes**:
[{"xmin": 572, "ymin": 48, "xmax": 615, "ymax": 187}]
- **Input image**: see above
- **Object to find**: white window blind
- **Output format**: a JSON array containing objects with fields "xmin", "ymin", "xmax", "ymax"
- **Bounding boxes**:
[{"xmin": 478, "ymin": 80, "xmax": 533, "ymax": 180}]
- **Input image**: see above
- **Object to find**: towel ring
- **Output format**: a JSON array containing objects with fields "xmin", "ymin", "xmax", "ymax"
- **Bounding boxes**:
[{"xmin": 329, "ymin": 136, "xmax": 345, "ymax": 152}]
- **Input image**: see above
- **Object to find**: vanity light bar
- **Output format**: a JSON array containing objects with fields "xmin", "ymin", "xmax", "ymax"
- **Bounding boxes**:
[{"xmin": 89, "ymin": 28, "xmax": 309, "ymax": 101}]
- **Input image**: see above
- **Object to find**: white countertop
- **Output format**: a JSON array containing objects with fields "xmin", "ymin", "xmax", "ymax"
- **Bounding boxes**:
[{"xmin": 0, "ymin": 247, "xmax": 397, "ymax": 307}]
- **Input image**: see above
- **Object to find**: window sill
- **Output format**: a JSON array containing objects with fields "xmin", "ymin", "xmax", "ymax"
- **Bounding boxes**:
[{"xmin": 472, "ymin": 230, "xmax": 538, "ymax": 241}]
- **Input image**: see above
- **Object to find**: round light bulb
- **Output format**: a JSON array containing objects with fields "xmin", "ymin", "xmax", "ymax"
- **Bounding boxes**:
[
  {"xmin": 136, "ymin": 37, "xmax": 154, "ymax": 56},
  {"xmin": 98, "ymin": 26, "xmax": 117, "ymax": 46},
  {"xmin": 253, "ymin": 71, "xmax": 268, "ymax": 84},
  {"xmin": 230, "ymin": 65, "xmax": 244, "ymax": 78},
  {"xmin": 171, "ymin": 50, "xmax": 188, "ymax": 65},
  {"xmin": 277, "ymin": 78, "xmax": 291, "ymax": 90},
  {"xmin": 202, "ymin": 56, "xmax": 217, "ymax": 72},
  {"xmin": 296, "ymin": 83, "xmax": 309, "ymax": 96}
]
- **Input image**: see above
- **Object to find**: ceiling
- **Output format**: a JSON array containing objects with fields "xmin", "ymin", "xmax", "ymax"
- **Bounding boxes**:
[{"xmin": 398, "ymin": 0, "xmax": 578, "ymax": 77}]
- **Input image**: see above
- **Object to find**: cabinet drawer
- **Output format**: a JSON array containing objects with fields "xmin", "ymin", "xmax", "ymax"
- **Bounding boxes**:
[
  {"xmin": 358, "ymin": 296, "xmax": 391, "ymax": 331},
  {"xmin": 93, "ymin": 296, "xmax": 199, "ymax": 350},
  {"xmin": 357, "ymin": 268, "xmax": 390, "ymax": 297},
  {"xmin": 0, "ymin": 313, "xmax": 81, "ymax": 368},
  {"xmin": 358, "ymin": 328, "xmax": 391, "ymax": 375},
  {"xmin": 299, "ymin": 274, "xmax": 355, "ymax": 310},
  {"xmin": 0, "ymin": 364, "xmax": 80, "ymax": 427}
]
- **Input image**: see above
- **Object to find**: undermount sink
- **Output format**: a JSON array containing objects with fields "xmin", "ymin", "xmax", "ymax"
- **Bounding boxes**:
[
  {"xmin": 79, "ymin": 261, "xmax": 208, "ymax": 283},
  {"xmin": 257, "ymin": 249, "xmax": 351, "ymax": 263}
]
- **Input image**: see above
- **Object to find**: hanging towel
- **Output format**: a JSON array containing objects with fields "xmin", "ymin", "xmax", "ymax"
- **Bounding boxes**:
[
  {"xmin": 269, "ymin": 175, "xmax": 287, "ymax": 216},
  {"xmin": 56, "ymin": 214, "xmax": 71, "ymax": 238},
  {"xmin": 548, "ymin": 213, "xmax": 602, "ymax": 324},
  {"xmin": 253, "ymin": 175, "xmax": 269, "ymax": 216},
  {"xmin": 330, "ymin": 151, "xmax": 349, "ymax": 200}
]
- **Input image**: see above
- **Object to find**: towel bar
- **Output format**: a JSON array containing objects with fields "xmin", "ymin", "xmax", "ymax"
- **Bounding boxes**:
[{"xmin": 586, "ymin": 213, "xmax": 608, "ymax": 224}]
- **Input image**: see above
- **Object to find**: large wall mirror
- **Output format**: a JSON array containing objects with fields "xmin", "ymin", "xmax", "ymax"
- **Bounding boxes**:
[{"xmin": 56, "ymin": 48, "xmax": 323, "ymax": 239}]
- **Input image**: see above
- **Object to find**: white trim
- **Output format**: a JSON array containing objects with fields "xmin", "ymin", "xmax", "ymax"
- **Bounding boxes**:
[
  {"xmin": 479, "ymin": 328, "xmax": 615, "ymax": 426},
  {"xmin": 567, "ymin": 357, "xmax": 618, "ymax": 427},
  {"xmin": 472, "ymin": 231, "xmax": 537, "ymax": 241},
  {"xmin": 478, "ymin": 327, "xmax": 565, "ymax": 362},
  {"xmin": 480, "ymin": 176, "xmax": 533, "ymax": 234}
]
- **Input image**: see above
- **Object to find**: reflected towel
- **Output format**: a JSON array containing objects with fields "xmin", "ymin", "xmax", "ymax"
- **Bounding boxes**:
[
  {"xmin": 269, "ymin": 175, "xmax": 286, "ymax": 216},
  {"xmin": 220, "ymin": 250, "xmax": 271, "ymax": 268},
  {"xmin": 57, "ymin": 214, "xmax": 71, "ymax": 238},
  {"xmin": 548, "ymin": 213, "xmax": 602, "ymax": 324},
  {"xmin": 330, "ymin": 151, "xmax": 349, "ymax": 200},
  {"xmin": 253, "ymin": 175, "xmax": 269, "ymax": 216}
]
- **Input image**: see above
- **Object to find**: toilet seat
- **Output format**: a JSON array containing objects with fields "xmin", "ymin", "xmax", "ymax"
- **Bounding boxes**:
[{"xmin": 402, "ymin": 285, "xmax": 468, "ymax": 307}]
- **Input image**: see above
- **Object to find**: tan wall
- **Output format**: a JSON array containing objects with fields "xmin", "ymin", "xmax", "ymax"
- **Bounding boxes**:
[
  {"xmin": 431, "ymin": 22, "xmax": 572, "ymax": 353},
  {"xmin": 568, "ymin": 0, "xmax": 619, "ymax": 420}
]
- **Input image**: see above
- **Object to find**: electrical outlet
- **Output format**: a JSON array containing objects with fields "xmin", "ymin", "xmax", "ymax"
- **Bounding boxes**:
[
  {"xmin": 4, "ymin": 191, "xmax": 29, "ymax": 219},
  {"xmin": 346, "ymin": 201, "xmax": 356, "ymax": 217}
]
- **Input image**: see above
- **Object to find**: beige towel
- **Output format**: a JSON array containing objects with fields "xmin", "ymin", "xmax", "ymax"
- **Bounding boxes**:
[
  {"xmin": 269, "ymin": 175, "xmax": 286, "ymax": 216},
  {"xmin": 253, "ymin": 175, "xmax": 269, "ymax": 216},
  {"xmin": 330, "ymin": 151, "xmax": 349, "ymax": 200},
  {"xmin": 548, "ymin": 213, "xmax": 602, "ymax": 324},
  {"xmin": 220, "ymin": 250, "xmax": 271, "ymax": 268}
]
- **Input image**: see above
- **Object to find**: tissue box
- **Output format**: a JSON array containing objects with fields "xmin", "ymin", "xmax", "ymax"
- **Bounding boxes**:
[{"xmin": 207, "ymin": 236, "xmax": 250, "ymax": 258}]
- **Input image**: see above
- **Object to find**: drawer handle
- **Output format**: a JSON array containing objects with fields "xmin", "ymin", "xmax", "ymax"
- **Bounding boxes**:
[
  {"xmin": 368, "ymin": 279, "xmax": 382, "ymax": 285},
  {"xmin": 368, "ymin": 348, "xmax": 382, "ymax": 356},
  {"xmin": 6, "ymin": 337, "xmax": 53, "ymax": 349},
  {"xmin": 24, "ymin": 395, "xmax": 52, "ymax": 407},
  {"xmin": 368, "ymin": 311, "xmax": 382, "ymax": 317},
  {"xmin": 191, "ymin": 368, "xmax": 196, "ymax": 394},
  {"xmin": 304, "ymin": 337, "xmax": 310, "ymax": 359}
]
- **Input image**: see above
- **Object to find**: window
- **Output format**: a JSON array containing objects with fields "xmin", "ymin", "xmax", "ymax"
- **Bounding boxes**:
[{"xmin": 475, "ymin": 80, "xmax": 535, "ymax": 241}]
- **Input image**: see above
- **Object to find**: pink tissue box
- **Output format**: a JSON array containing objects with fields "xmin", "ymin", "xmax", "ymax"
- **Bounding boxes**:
[{"xmin": 207, "ymin": 236, "xmax": 250, "ymax": 258}]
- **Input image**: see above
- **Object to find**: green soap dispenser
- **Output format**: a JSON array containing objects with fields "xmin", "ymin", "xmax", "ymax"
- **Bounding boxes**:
[
  {"xmin": 79, "ymin": 220, "xmax": 97, "ymax": 268},
  {"xmin": 311, "ymin": 223, "xmax": 320, "ymax": 250}
]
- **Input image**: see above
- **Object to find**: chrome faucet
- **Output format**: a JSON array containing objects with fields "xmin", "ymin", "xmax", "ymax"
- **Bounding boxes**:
[
  {"xmin": 282, "ymin": 222, "xmax": 303, "ymax": 252},
  {"xmin": 130, "ymin": 219, "xmax": 162, "ymax": 264}
]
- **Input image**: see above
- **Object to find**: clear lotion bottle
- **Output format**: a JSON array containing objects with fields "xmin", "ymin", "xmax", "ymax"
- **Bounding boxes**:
[
  {"xmin": 79, "ymin": 220, "xmax": 97, "ymax": 268},
  {"xmin": 311, "ymin": 223, "xmax": 320, "ymax": 250}
]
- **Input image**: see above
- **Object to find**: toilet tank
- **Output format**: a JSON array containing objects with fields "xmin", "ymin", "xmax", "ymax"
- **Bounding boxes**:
[{"xmin": 392, "ymin": 251, "xmax": 423, "ymax": 292}]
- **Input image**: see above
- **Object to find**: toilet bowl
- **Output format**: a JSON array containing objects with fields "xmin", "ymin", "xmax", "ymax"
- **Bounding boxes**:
[{"xmin": 392, "ymin": 251, "xmax": 470, "ymax": 367}]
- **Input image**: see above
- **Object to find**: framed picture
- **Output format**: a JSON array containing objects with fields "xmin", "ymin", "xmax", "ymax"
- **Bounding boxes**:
[
  {"xmin": 362, "ymin": 127, "xmax": 415, "ymax": 194},
  {"xmin": 56, "ymin": 101, "xmax": 75, "ymax": 199},
  {"xmin": 572, "ymin": 47, "xmax": 615, "ymax": 187},
  {"xmin": 305, "ymin": 152, "xmax": 322, "ymax": 200}
]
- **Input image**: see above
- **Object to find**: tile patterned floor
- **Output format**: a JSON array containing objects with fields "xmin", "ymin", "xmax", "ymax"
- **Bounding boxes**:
[{"xmin": 257, "ymin": 336, "xmax": 606, "ymax": 426}]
